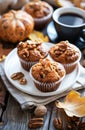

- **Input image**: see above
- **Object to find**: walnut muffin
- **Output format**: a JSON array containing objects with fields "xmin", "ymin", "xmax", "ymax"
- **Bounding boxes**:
[
  {"xmin": 17, "ymin": 40, "xmax": 48, "ymax": 71},
  {"xmin": 49, "ymin": 41, "xmax": 81, "ymax": 74},
  {"xmin": 30, "ymin": 58, "xmax": 65, "ymax": 92},
  {"xmin": 22, "ymin": 1, "xmax": 53, "ymax": 30}
]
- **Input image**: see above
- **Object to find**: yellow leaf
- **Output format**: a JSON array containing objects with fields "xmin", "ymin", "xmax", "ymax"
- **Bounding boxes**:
[
  {"xmin": 28, "ymin": 30, "xmax": 49, "ymax": 42},
  {"xmin": 56, "ymin": 90, "xmax": 85, "ymax": 117},
  {"xmin": 55, "ymin": 0, "xmax": 73, "ymax": 7}
]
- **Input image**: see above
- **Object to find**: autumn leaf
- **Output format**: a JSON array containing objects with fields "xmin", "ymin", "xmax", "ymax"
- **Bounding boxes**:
[
  {"xmin": 28, "ymin": 30, "xmax": 49, "ymax": 42},
  {"xmin": 56, "ymin": 90, "xmax": 85, "ymax": 117},
  {"xmin": 55, "ymin": 0, "xmax": 73, "ymax": 7},
  {"xmin": 0, "ymin": 44, "xmax": 12, "ymax": 62}
]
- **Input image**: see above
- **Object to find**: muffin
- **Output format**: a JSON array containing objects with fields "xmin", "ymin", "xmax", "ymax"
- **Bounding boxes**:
[
  {"xmin": 22, "ymin": 1, "xmax": 53, "ymax": 30},
  {"xmin": 49, "ymin": 41, "xmax": 81, "ymax": 74},
  {"xmin": 30, "ymin": 58, "xmax": 66, "ymax": 92},
  {"xmin": 17, "ymin": 40, "xmax": 48, "ymax": 71}
]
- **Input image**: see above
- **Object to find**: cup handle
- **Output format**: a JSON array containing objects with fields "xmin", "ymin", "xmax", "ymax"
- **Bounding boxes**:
[
  {"xmin": 76, "ymin": 28, "xmax": 85, "ymax": 49},
  {"xmin": 80, "ymin": 28, "xmax": 85, "ymax": 42}
]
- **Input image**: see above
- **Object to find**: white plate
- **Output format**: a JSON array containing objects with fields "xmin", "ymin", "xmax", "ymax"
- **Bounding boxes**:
[{"xmin": 4, "ymin": 43, "xmax": 80, "ymax": 97}]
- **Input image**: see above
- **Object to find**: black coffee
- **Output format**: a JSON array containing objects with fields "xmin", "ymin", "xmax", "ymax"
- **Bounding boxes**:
[{"xmin": 58, "ymin": 13, "xmax": 84, "ymax": 26}]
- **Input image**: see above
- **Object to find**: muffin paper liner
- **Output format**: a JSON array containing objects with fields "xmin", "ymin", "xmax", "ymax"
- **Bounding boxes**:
[
  {"xmin": 19, "ymin": 58, "xmax": 37, "ymax": 71},
  {"xmin": 63, "ymin": 51, "xmax": 81, "ymax": 74},
  {"xmin": 63, "ymin": 62, "xmax": 78, "ymax": 74},
  {"xmin": 30, "ymin": 66, "xmax": 65, "ymax": 92}
]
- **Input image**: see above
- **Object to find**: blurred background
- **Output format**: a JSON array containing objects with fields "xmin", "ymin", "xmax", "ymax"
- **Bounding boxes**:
[{"xmin": 0, "ymin": 0, "xmax": 85, "ymax": 15}]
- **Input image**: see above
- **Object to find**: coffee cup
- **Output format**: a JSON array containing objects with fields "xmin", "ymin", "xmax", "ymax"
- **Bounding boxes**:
[{"xmin": 52, "ymin": 7, "xmax": 85, "ymax": 44}]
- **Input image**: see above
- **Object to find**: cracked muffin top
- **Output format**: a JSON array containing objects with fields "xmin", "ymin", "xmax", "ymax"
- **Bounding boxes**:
[
  {"xmin": 49, "ymin": 41, "xmax": 81, "ymax": 64},
  {"xmin": 23, "ymin": 1, "xmax": 52, "ymax": 18},
  {"xmin": 17, "ymin": 40, "xmax": 48, "ymax": 62},
  {"xmin": 31, "ymin": 58, "xmax": 65, "ymax": 83}
]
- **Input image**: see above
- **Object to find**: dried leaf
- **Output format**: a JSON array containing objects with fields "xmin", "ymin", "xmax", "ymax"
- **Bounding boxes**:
[
  {"xmin": 28, "ymin": 30, "xmax": 49, "ymax": 42},
  {"xmin": 55, "ymin": 0, "xmax": 73, "ymax": 7},
  {"xmin": 0, "ymin": 44, "xmax": 12, "ymax": 62},
  {"xmin": 56, "ymin": 90, "xmax": 85, "ymax": 117},
  {"xmin": 55, "ymin": 0, "xmax": 85, "ymax": 10}
]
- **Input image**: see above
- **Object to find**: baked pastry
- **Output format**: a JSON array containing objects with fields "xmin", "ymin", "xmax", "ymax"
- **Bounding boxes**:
[
  {"xmin": 22, "ymin": 1, "xmax": 53, "ymax": 30},
  {"xmin": 49, "ymin": 41, "xmax": 81, "ymax": 74},
  {"xmin": 17, "ymin": 40, "xmax": 48, "ymax": 71},
  {"xmin": 0, "ymin": 10, "xmax": 34, "ymax": 43},
  {"xmin": 30, "ymin": 58, "xmax": 65, "ymax": 92},
  {"xmin": 71, "ymin": 0, "xmax": 85, "ymax": 10}
]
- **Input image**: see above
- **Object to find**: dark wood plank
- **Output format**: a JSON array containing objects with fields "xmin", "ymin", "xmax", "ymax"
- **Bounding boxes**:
[
  {"xmin": 2, "ymin": 89, "xmax": 85, "ymax": 130},
  {"xmin": 2, "ymin": 95, "xmax": 52, "ymax": 130},
  {"xmin": 49, "ymin": 89, "xmax": 85, "ymax": 130}
]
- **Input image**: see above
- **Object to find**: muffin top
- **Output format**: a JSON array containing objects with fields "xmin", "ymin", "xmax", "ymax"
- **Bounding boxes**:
[
  {"xmin": 17, "ymin": 40, "xmax": 48, "ymax": 62},
  {"xmin": 23, "ymin": 1, "xmax": 51, "ymax": 18},
  {"xmin": 31, "ymin": 58, "xmax": 65, "ymax": 83},
  {"xmin": 49, "ymin": 41, "xmax": 81, "ymax": 64}
]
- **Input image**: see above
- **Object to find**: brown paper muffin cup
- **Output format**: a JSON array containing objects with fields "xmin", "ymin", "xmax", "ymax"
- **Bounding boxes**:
[
  {"xmin": 63, "ymin": 51, "xmax": 81, "ymax": 74},
  {"xmin": 19, "ymin": 58, "xmax": 37, "ymax": 71},
  {"xmin": 30, "ymin": 67, "xmax": 65, "ymax": 92},
  {"xmin": 63, "ymin": 61, "xmax": 79, "ymax": 74},
  {"xmin": 34, "ymin": 82, "xmax": 61, "ymax": 92}
]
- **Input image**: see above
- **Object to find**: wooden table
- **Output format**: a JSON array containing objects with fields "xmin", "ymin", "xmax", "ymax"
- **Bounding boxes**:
[{"xmin": 0, "ymin": 84, "xmax": 85, "ymax": 130}]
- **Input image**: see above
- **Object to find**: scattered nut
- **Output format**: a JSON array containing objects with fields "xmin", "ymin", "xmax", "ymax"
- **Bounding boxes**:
[
  {"xmin": 78, "ymin": 122, "xmax": 85, "ymax": 130},
  {"xmin": 0, "ymin": 121, "xmax": 4, "ymax": 126},
  {"xmin": 53, "ymin": 117, "xmax": 62, "ymax": 130},
  {"xmin": 81, "ymin": 59, "xmax": 85, "ymax": 68},
  {"xmin": 19, "ymin": 77, "xmax": 27, "ymax": 85},
  {"xmin": 11, "ymin": 72, "xmax": 24, "ymax": 80},
  {"xmin": 67, "ymin": 124, "xmax": 72, "ymax": 130},
  {"xmin": 70, "ymin": 116, "xmax": 80, "ymax": 126},
  {"xmin": 0, "ymin": 55, "xmax": 6, "ymax": 62},
  {"xmin": 10, "ymin": 72, "xmax": 28, "ymax": 85},
  {"xmin": 34, "ymin": 105, "xmax": 47, "ymax": 117},
  {"xmin": 28, "ymin": 117, "xmax": 44, "ymax": 129}
]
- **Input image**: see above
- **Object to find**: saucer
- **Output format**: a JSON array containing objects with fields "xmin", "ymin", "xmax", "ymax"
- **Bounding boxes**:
[
  {"xmin": 47, "ymin": 21, "xmax": 85, "ymax": 49},
  {"xmin": 47, "ymin": 21, "xmax": 59, "ymax": 43}
]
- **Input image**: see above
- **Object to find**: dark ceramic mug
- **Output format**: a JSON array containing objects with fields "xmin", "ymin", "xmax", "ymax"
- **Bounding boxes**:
[{"xmin": 52, "ymin": 7, "xmax": 85, "ymax": 44}]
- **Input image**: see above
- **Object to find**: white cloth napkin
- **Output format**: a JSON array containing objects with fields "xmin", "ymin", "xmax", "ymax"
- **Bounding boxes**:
[{"xmin": 0, "ymin": 64, "xmax": 85, "ymax": 110}]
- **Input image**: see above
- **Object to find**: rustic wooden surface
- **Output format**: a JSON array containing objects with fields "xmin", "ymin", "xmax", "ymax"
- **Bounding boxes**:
[{"xmin": 0, "ymin": 87, "xmax": 84, "ymax": 130}]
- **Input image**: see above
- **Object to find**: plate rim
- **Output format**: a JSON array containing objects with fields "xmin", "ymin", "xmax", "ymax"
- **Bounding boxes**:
[{"xmin": 4, "ymin": 43, "xmax": 80, "ymax": 97}]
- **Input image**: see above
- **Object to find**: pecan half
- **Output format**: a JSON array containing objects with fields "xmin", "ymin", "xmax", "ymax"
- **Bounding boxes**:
[
  {"xmin": 53, "ymin": 117, "xmax": 62, "ymax": 130},
  {"xmin": 0, "ymin": 55, "xmax": 6, "ymax": 62},
  {"xmin": 28, "ymin": 118, "xmax": 44, "ymax": 129},
  {"xmin": 11, "ymin": 72, "xmax": 24, "ymax": 80}
]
